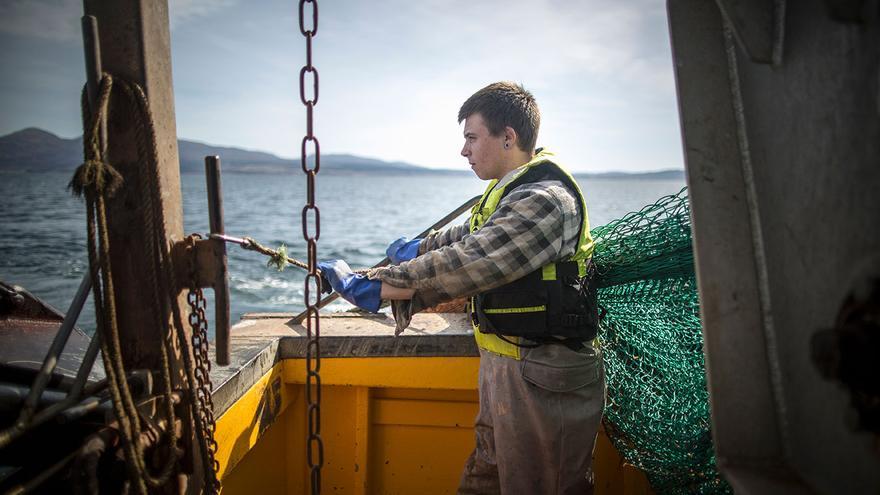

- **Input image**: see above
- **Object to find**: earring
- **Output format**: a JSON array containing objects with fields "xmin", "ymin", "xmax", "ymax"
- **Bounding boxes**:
[{"xmin": 504, "ymin": 142, "xmax": 509, "ymax": 149}]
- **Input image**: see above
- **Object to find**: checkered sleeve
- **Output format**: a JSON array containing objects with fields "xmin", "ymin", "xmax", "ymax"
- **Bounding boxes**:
[
  {"xmin": 369, "ymin": 181, "xmax": 580, "ymax": 308},
  {"xmin": 418, "ymin": 220, "xmax": 470, "ymax": 254}
]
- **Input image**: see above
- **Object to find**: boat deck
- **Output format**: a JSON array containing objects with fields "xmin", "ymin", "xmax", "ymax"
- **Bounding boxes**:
[
  {"xmin": 211, "ymin": 311, "xmax": 652, "ymax": 494},
  {"xmin": 210, "ymin": 311, "xmax": 477, "ymax": 417}
]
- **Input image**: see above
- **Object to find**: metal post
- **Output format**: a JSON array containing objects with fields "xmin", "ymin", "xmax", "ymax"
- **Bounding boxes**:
[
  {"xmin": 205, "ymin": 156, "xmax": 230, "ymax": 365},
  {"xmin": 81, "ymin": 16, "xmax": 106, "ymax": 149}
]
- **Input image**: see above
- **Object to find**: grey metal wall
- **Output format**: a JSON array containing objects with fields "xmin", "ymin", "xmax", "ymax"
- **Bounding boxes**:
[{"xmin": 668, "ymin": 0, "xmax": 880, "ymax": 493}]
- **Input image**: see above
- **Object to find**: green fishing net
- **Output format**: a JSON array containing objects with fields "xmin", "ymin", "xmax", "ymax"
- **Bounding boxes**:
[{"xmin": 591, "ymin": 188, "xmax": 731, "ymax": 494}]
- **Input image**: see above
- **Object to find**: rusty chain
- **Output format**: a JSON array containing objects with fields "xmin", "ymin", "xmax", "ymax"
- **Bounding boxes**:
[
  {"xmin": 299, "ymin": 1, "xmax": 324, "ymax": 494},
  {"xmin": 186, "ymin": 234, "xmax": 221, "ymax": 494}
]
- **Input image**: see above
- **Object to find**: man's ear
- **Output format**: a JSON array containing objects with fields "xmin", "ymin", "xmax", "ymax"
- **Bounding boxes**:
[{"xmin": 504, "ymin": 126, "xmax": 518, "ymax": 148}]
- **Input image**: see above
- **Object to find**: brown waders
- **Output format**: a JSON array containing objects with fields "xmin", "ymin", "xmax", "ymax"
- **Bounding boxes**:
[{"xmin": 458, "ymin": 343, "xmax": 605, "ymax": 495}]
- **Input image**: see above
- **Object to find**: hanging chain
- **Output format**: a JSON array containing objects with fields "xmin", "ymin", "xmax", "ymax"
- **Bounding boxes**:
[
  {"xmin": 298, "ymin": 1, "xmax": 323, "ymax": 494},
  {"xmin": 186, "ymin": 235, "xmax": 221, "ymax": 494}
]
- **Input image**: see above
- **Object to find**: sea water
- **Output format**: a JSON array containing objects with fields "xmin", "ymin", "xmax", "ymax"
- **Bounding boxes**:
[{"xmin": 0, "ymin": 171, "xmax": 685, "ymax": 334}]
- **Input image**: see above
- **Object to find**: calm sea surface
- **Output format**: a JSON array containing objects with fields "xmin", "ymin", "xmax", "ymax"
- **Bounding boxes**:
[{"xmin": 0, "ymin": 171, "xmax": 685, "ymax": 334}]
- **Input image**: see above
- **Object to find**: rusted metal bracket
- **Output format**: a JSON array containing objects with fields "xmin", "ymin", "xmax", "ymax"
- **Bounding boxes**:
[
  {"xmin": 173, "ymin": 156, "xmax": 231, "ymax": 366},
  {"xmin": 174, "ymin": 236, "xmax": 225, "ymax": 289}
]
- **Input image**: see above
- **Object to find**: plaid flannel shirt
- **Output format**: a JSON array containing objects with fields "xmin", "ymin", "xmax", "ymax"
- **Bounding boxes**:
[{"xmin": 368, "ymin": 170, "xmax": 583, "ymax": 330}]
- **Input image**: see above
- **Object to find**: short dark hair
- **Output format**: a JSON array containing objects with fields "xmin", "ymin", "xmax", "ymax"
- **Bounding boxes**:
[{"xmin": 458, "ymin": 81, "xmax": 540, "ymax": 153}]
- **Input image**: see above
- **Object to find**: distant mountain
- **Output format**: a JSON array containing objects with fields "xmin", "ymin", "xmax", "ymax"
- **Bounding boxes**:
[
  {"xmin": 575, "ymin": 170, "xmax": 685, "ymax": 181},
  {"xmin": 0, "ymin": 128, "xmax": 684, "ymax": 179},
  {"xmin": 175, "ymin": 141, "xmax": 432, "ymax": 174},
  {"xmin": 0, "ymin": 128, "xmax": 82, "ymax": 172},
  {"xmin": 0, "ymin": 128, "xmax": 433, "ymax": 174}
]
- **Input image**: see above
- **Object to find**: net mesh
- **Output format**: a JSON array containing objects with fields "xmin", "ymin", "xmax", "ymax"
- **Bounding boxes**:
[{"xmin": 591, "ymin": 187, "xmax": 731, "ymax": 494}]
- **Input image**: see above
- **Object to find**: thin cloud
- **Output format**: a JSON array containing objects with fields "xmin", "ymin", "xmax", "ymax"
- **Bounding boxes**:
[
  {"xmin": 304, "ymin": 0, "xmax": 678, "ymax": 170},
  {"xmin": 0, "ymin": 0, "xmax": 81, "ymax": 41},
  {"xmin": 168, "ymin": 0, "xmax": 239, "ymax": 28},
  {"xmin": 326, "ymin": 0, "xmax": 669, "ymax": 95},
  {"xmin": 0, "ymin": 0, "xmax": 682, "ymax": 173},
  {"xmin": 0, "ymin": 0, "xmax": 239, "ymax": 42}
]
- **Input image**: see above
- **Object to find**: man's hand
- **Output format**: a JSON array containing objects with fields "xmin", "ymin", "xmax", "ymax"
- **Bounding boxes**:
[
  {"xmin": 386, "ymin": 237, "xmax": 422, "ymax": 264},
  {"xmin": 318, "ymin": 260, "xmax": 382, "ymax": 313}
]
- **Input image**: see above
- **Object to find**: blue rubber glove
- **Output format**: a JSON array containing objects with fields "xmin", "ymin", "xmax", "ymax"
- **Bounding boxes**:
[
  {"xmin": 386, "ymin": 237, "xmax": 422, "ymax": 264},
  {"xmin": 318, "ymin": 260, "xmax": 382, "ymax": 313}
]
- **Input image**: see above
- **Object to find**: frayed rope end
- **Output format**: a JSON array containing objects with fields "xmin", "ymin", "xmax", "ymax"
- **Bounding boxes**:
[
  {"xmin": 69, "ymin": 159, "xmax": 123, "ymax": 198},
  {"xmin": 267, "ymin": 244, "xmax": 288, "ymax": 272}
]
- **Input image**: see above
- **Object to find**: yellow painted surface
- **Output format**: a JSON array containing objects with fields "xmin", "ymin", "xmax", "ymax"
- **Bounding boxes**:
[
  {"xmin": 281, "ymin": 356, "xmax": 480, "ymax": 390},
  {"xmin": 214, "ymin": 363, "xmax": 289, "ymax": 482},
  {"xmin": 219, "ymin": 410, "xmax": 288, "ymax": 495},
  {"xmin": 218, "ymin": 356, "xmax": 653, "ymax": 494}
]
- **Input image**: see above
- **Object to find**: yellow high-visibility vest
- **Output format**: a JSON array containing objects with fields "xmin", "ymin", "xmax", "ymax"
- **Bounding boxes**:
[{"xmin": 469, "ymin": 150, "xmax": 594, "ymax": 359}]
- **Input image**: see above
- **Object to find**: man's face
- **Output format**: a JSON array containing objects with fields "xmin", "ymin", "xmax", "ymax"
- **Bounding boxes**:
[{"xmin": 461, "ymin": 113, "xmax": 507, "ymax": 180}]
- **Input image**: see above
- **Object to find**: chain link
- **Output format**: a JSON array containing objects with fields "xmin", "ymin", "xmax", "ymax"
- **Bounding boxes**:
[
  {"xmin": 299, "ymin": 1, "xmax": 323, "ymax": 493},
  {"xmin": 186, "ymin": 235, "xmax": 221, "ymax": 494}
]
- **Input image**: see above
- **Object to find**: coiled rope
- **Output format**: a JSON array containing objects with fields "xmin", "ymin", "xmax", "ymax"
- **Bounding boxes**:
[{"xmin": 70, "ymin": 73, "xmax": 217, "ymax": 494}]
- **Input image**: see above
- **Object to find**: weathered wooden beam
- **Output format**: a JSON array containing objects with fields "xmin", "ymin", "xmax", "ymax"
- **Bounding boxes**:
[
  {"xmin": 82, "ymin": 0, "xmax": 185, "ymax": 371},
  {"xmin": 80, "ymin": 1, "xmax": 210, "ymax": 492}
]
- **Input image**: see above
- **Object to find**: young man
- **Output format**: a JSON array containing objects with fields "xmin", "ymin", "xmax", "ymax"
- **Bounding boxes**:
[{"xmin": 319, "ymin": 82, "xmax": 604, "ymax": 494}]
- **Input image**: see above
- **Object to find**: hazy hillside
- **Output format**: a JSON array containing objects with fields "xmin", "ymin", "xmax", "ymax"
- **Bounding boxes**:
[
  {"xmin": 0, "ymin": 128, "xmax": 82, "ymax": 172},
  {"xmin": 575, "ymin": 170, "xmax": 685, "ymax": 181},
  {"xmin": 0, "ymin": 127, "xmax": 684, "ymax": 179},
  {"xmin": 0, "ymin": 128, "xmax": 434, "ymax": 174}
]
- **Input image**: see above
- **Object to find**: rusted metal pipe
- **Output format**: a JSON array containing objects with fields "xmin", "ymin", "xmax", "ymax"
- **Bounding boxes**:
[
  {"xmin": 205, "ymin": 156, "xmax": 230, "ymax": 366},
  {"xmin": 66, "ymin": 325, "xmax": 101, "ymax": 400},
  {"xmin": 12, "ymin": 404, "xmax": 183, "ymax": 494},
  {"xmin": 0, "ymin": 274, "xmax": 92, "ymax": 449},
  {"xmin": 81, "ymin": 15, "xmax": 106, "ymax": 156}
]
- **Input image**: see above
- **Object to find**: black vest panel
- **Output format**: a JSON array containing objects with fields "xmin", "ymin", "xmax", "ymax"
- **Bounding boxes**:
[{"xmin": 470, "ymin": 166, "xmax": 599, "ymax": 343}]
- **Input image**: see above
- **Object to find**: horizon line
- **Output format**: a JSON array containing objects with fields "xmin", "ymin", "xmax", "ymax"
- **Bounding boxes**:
[{"xmin": 2, "ymin": 126, "xmax": 685, "ymax": 176}]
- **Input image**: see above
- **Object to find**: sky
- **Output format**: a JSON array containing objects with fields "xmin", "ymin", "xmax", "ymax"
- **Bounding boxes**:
[{"xmin": 0, "ymin": 0, "xmax": 684, "ymax": 173}]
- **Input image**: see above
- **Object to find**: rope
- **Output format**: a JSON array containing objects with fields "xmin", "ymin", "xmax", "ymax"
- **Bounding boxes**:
[
  {"xmin": 72, "ymin": 75, "xmax": 160, "ymax": 494},
  {"xmin": 239, "ymin": 238, "xmax": 306, "ymax": 271},
  {"xmin": 234, "ymin": 236, "xmax": 368, "ymax": 275},
  {"xmin": 70, "ymin": 73, "xmax": 216, "ymax": 493},
  {"xmin": 118, "ymin": 74, "xmax": 215, "ymax": 492}
]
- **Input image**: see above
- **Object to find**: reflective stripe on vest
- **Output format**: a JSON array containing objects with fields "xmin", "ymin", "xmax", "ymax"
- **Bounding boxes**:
[{"xmin": 469, "ymin": 150, "xmax": 594, "ymax": 359}]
